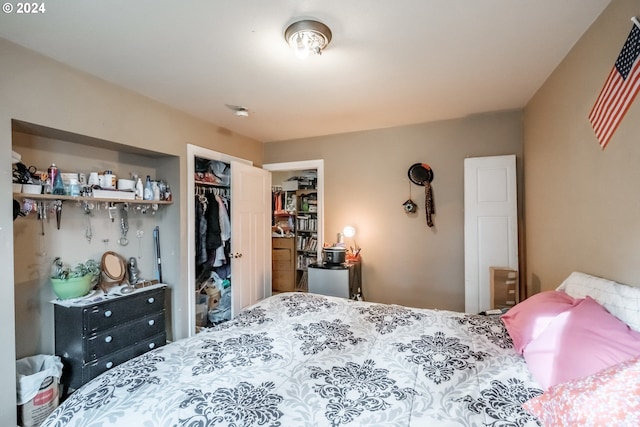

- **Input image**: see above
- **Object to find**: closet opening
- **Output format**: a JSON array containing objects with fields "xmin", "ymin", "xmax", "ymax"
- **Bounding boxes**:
[
  {"xmin": 193, "ymin": 157, "xmax": 232, "ymax": 329},
  {"xmin": 187, "ymin": 144, "xmax": 271, "ymax": 337}
]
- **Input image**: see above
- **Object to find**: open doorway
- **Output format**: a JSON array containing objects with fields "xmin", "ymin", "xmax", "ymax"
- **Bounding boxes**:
[{"xmin": 263, "ymin": 160, "xmax": 324, "ymax": 292}]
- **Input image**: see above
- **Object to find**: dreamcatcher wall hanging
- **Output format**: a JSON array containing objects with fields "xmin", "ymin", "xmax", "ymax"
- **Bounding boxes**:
[{"xmin": 407, "ymin": 163, "xmax": 435, "ymax": 227}]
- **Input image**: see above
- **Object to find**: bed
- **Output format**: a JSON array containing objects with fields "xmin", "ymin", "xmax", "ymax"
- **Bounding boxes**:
[
  {"xmin": 41, "ymin": 272, "xmax": 640, "ymax": 426},
  {"xmin": 42, "ymin": 291, "xmax": 542, "ymax": 426}
]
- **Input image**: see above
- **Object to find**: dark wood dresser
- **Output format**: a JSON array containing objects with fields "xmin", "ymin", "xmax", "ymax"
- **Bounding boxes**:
[{"xmin": 54, "ymin": 285, "xmax": 167, "ymax": 391}]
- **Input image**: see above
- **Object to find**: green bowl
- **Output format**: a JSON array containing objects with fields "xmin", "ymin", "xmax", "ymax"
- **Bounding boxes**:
[{"xmin": 51, "ymin": 274, "xmax": 94, "ymax": 300}]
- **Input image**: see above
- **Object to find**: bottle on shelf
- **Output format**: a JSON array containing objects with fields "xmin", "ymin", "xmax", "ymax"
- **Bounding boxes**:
[
  {"xmin": 52, "ymin": 167, "xmax": 65, "ymax": 195},
  {"xmin": 135, "ymin": 176, "xmax": 144, "ymax": 200},
  {"xmin": 45, "ymin": 163, "xmax": 58, "ymax": 194},
  {"xmin": 152, "ymin": 181, "xmax": 160, "ymax": 201},
  {"xmin": 143, "ymin": 175, "xmax": 153, "ymax": 200}
]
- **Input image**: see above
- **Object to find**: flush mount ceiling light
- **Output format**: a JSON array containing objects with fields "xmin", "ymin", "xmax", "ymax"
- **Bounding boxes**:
[{"xmin": 284, "ymin": 19, "xmax": 332, "ymax": 59}]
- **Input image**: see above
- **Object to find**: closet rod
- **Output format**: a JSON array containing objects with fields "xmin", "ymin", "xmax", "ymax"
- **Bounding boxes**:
[{"xmin": 195, "ymin": 185, "xmax": 229, "ymax": 196}]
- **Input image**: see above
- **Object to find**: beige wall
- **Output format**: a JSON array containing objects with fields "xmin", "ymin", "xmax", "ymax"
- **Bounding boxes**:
[
  {"xmin": 0, "ymin": 39, "xmax": 262, "ymax": 422},
  {"xmin": 524, "ymin": 0, "xmax": 640, "ymax": 293},
  {"xmin": 264, "ymin": 111, "xmax": 523, "ymax": 310}
]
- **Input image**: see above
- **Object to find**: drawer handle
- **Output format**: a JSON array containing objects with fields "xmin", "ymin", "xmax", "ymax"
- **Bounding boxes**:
[
  {"xmin": 148, "ymin": 319, "xmax": 155, "ymax": 326},
  {"xmin": 105, "ymin": 361, "xmax": 113, "ymax": 369},
  {"xmin": 104, "ymin": 335, "xmax": 112, "ymax": 343},
  {"xmin": 148, "ymin": 343, "xmax": 155, "ymax": 349},
  {"xmin": 147, "ymin": 297, "xmax": 155, "ymax": 304},
  {"xmin": 104, "ymin": 310, "xmax": 112, "ymax": 318}
]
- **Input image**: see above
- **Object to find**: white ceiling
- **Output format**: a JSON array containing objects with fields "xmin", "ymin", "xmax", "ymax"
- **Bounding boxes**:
[{"xmin": 0, "ymin": 0, "xmax": 611, "ymax": 142}]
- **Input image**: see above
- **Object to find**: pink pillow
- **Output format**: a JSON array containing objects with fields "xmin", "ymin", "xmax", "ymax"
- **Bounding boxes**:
[
  {"xmin": 523, "ymin": 296, "xmax": 640, "ymax": 389},
  {"xmin": 523, "ymin": 355, "xmax": 640, "ymax": 426},
  {"xmin": 501, "ymin": 291, "xmax": 580, "ymax": 354}
]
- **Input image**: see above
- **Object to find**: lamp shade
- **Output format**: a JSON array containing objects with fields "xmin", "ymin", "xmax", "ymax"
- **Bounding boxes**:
[{"xmin": 343, "ymin": 226, "xmax": 356, "ymax": 238}]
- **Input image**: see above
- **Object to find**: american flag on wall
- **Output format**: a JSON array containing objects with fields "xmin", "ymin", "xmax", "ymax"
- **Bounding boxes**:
[{"xmin": 588, "ymin": 20, "xmax": 640, "ymax": 149}]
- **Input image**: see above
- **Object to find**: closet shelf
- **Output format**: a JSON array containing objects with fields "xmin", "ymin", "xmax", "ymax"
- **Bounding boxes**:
[{"xmin": 195, "ymin": 180, "xmax": 229, "ymax": 188}]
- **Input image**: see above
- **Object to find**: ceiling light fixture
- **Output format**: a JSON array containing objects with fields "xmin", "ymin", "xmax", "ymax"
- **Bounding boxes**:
[
  {"xmin": 234, "ymin": 108, "xmax": 249, "ymax": 117},
  {"xmin": 284, "ymin": 19, "xmax": 332, "ymax": 59},
  {"xmin": 225, "ymin": 104, "xmax": 249, "ymax": 117}
]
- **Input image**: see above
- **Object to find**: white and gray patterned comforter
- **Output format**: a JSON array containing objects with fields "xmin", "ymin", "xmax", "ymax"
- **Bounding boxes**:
[{"xmin": 42, "ymin": 292, "xmax": 543, "ymax": 427}]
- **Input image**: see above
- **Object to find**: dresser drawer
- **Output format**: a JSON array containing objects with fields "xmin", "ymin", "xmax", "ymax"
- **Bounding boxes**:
[
  {"xmin": 85, "ymin": 332, "xmax": 166, "ymax": 382},
  {"xmin": 273, "ymin": 238, "xmax": 294, "ymax": 249},
  {"xmin": 84, "ymin": 288, "xmax": 165, "ymax": 333},
  {"xmin": 273, "ymin": 248, "xmax": 292, "ymax": 261},
  {"xmin": 273, "ymin": 260, "xmax": 293, "ymax": 271},
  {"xmin": 273, "ymin": 270, "xmax": 293, "ymax": 283},
  {"xmin": 273, "ymin": 271, "xmax": 295, "ymax": 292},
  {"xmin": 86, "ymin": 311, "xmax": 165, "ymax": 360}
]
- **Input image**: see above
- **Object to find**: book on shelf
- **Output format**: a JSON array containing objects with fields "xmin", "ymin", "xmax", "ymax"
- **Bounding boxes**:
[
  {"xmin": 296, "ymin": 216, "xmax": 317, "ymax": 232},
  {"xmin": 296, "ymin": 235, "xmax": 318, "ymax": 252},
  {"xmin": 296, "ymin": 253, "xmax": 317, "ymax": 270},
  {"xmin": 296, "ymin": 271, "xmax": 308, "ymax": 290}
]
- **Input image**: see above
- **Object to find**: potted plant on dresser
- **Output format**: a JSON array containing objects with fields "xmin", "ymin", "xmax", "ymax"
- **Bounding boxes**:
[{"xmin": 50, "ymin": 257, "xmax": 100, "ymax": 300}]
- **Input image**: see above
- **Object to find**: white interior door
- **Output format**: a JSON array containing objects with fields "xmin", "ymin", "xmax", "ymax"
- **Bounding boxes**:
[
  {"xmin": 231, "ymin": 162, "xmax": 272, "ymax": 316},
  {"xmin": 464, "ymin": 155, "xmax": 518, "ymax": 313}
]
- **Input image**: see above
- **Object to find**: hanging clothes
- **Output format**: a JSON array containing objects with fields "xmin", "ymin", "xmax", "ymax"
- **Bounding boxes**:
[
  {"xmin": 195, "ymin": 185, "xmax": 231, "ymax": 277},
  {"xmin": 195, "ymin": 196, "xmax": 209, "ymax": 266},
  {"xmin": 216, "ymin": 194, "xmax": 231, "ymax": 242},
  {"xmin": 212, "ymin": 194, "xmax": 230, "ymax": 267},
  {"xmin": 273, "ymin": 191, "xmax": 285, "ymax": 213},
  {"xmin": 205, "ymin": 192, "xmax": 222, "ymax": 259}
]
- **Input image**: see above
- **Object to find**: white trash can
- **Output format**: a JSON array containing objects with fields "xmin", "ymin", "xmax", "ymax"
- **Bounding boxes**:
[{"xmin": 16, "ymin": 355, "xmax": 63, "ymax": 427}]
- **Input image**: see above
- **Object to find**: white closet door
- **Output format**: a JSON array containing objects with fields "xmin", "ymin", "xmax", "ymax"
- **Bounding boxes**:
[
  {"xmin": 464, "ymin": 155, "xmax": 518, "ymax": 313},
  {"xmin": 230, "ymin": 162, "xmax": 272, "ymax": 317}
]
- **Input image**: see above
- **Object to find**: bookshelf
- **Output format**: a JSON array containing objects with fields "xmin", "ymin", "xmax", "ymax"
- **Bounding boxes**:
[{"xmin": 295, "ymin": 188, "xmax": 318, "ymax": 290}]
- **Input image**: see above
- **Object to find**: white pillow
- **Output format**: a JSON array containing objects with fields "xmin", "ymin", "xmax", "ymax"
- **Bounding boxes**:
[{"xmin": 556, "ymin": 272, "xmax": 640, "ymax": 332}]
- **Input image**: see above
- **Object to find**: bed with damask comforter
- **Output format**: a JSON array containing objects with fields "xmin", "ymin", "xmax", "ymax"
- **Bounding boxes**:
[{"xmin": 42, "ymin": 292, "xmax": 543, "ymax": 427}]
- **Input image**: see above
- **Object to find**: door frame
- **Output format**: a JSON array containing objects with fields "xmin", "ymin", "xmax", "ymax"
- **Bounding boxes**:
[
  {"xmin": 263, "ymin": 160, "xmax": 325, "ymax": 263},
  {"xmin": 186, "ymin": 144, "xmax": 253, "ymax": 336}
]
